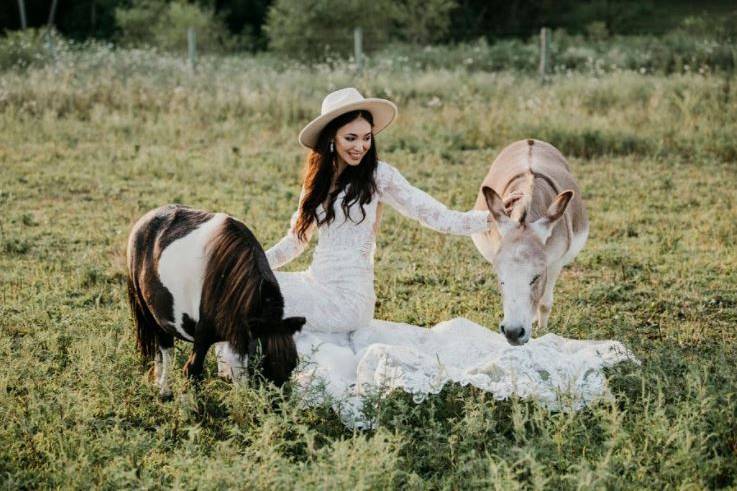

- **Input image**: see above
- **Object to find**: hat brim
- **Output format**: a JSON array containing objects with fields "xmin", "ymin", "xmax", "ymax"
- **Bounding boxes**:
[{"xmin": 298, "ymin": 98, "xmax": 398, "ymax": 149}]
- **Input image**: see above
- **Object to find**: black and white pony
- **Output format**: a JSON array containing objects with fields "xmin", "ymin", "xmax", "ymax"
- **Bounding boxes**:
[{"xmin": 126, "ymin": 204, "xmax": 304, "ymax": 397}]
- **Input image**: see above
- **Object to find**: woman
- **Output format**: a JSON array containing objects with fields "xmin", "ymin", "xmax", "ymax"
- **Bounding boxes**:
[
  {"xmin": 218, "ymin": 88, "xmax": 634, "ymax": 427},
  {"xmin": 266, "ymin": 88, "xmax": 492, "ymax": 333}
]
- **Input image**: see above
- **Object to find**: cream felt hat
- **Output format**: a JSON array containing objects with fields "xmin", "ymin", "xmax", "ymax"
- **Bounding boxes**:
[{"xmin": 298, "ymin": 88, "xmax": 398, "ymax": 149}]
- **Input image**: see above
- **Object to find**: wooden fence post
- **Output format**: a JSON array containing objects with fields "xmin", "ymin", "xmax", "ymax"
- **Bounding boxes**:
[
  {"xmin": 187, "ymin": 28, "xmax": 197, "ymax": 73},
  {"xmin": 17, "ymin": 0, "xmax": 27, "ymax": 29},
  {"xmin": 354, "ymin": 27, "xmax": 363, "ymax": 72},
  {"xmin": 47, "ymin": 0, "xmax": 58, "ymax": 27},
  {"xmin": 539, "ymin": 27, "xmax": 550, "ymax": 82}
]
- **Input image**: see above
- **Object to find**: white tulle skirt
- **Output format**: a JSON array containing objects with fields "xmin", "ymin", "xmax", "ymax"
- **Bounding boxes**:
[{"xmin": 291, "ymin": 317, "xmax": 637, "ymax": 428}]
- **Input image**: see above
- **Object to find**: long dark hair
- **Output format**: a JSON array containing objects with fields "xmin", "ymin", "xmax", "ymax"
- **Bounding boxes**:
[{"xmin": 295, "ymin": 110, "xmax": 378, "ymax": 241}]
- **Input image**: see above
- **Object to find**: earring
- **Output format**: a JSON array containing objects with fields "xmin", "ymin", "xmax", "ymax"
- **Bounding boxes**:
[{"xmin": 329, "ymin": 141, "xmax": 335, "ymax": 153}]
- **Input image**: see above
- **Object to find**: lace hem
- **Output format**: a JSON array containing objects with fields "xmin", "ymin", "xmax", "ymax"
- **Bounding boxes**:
[{"xmin": 292, "ymin": 318, "xmax": 638, "ymax": 429}]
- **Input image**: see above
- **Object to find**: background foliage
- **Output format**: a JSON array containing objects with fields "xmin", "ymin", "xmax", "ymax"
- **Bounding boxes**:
[
  {"xmin": 264, "ymin": 0, "xmax": 457, "ymax": 59},
  {"xmin": 2, "ymin": 16, "xmax": 735, "ymax": 74},
  {"xmin": 115, "ymin": 0, "xmax": 236, "ymax": 52},
  {"xmin": 2, "ymin": 0, "xmax": 736, "ymax": 53},
  {"xmin": 263, "ymin": 0, "xmax": 396, "ymax": 60}
]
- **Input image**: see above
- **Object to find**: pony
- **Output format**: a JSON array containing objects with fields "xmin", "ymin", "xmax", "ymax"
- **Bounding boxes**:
[
  {"xmin": 126, "ymin": 204, "xmax": 305, "ymax": 397},
  {"xmin": 472, "ymin": 139, "xmax": 589, "ymax": 345}
]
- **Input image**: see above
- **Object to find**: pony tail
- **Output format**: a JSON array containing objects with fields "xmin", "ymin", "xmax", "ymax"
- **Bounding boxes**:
[
  {"xmin": 127, "ymin": 276, "xmax": 159, "ymax": 362},
  {"xmin": 201, "ymin": 217, "xmax": 265, "ymax": 358}
]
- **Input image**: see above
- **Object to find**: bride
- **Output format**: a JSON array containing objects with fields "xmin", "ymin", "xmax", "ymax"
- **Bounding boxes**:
[{"xmin": 217, "ymin": 88, "xmax": 635, "ymax": 427}]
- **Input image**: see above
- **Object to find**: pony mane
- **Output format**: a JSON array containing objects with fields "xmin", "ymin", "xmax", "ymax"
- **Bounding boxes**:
[{"xmin": 200, "ymin": 217, "xmax": 284, "ymax": 356}]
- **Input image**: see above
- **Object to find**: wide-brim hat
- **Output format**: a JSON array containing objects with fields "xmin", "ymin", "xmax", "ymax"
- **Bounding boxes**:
[{"xmin": 298, "ymin": 87, "xmax": 398, "ymax": 149}]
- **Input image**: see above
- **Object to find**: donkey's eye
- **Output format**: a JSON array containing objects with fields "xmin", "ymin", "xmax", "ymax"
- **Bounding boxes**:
[{"xmin": 530, "ymin": 274, "xmax": 541, "ymax": 285}]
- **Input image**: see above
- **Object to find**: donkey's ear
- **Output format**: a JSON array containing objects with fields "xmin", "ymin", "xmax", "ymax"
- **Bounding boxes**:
[
  {"xmin": 282, "ymin": 316, "xmax": 305, "ymax": 334},
  {"xmin": 531, "ymin": 190, "xmax": 574, "ymax": 243},
  {"xmin": 482, "ymin": 186, "xmax": 514, "ymax": 235},
  {"xmin": 546, "ymin": 190, "xmax": 573, "ymax": 222},
  {"xmin": 482, "ymin": 186, "xmax": 506, "ymax": 219}
]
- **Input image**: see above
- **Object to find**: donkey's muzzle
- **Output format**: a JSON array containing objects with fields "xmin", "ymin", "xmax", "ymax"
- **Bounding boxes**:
[{"xmin": 500, "ymin": 323, "xmax": 527, "ymax": 346}]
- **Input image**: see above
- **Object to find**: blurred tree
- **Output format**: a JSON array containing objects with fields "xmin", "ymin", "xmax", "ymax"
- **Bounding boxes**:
[
  {"xmin": 449, "ymin": 0, "xmax": 549, "ymax": 40},
  {"xmin": 265, "ymin": 0, "xmax": 461, "ymax": 58},
  {"xmin": 448, "ymin": 0, "xmax": 658, "ymax": 41},
  {"xmin": 214, "ymin": 0, "xmax": 271, "ymax": 49},
  {"xmin": 393, "ymin": 0, "xmax": 457, "ymax": 45},
  {"xmin": 116, "ymin": 0, "xmax": 235, "ymax": 52},
  {"xmin": 0, "ymin": 0, "xmax": 120, "ymax": 39},
  {"xmin": 0, "ymin": 0, "xmax": 263, "ymax": 44},
  {"xmin": 264, "ymin": 0, "xmax": 398, "ymax": 59},
  {"xmin": 0, "ymin": 0, "xmax": 734, "ymax": 50},
  {"xmin": 57, "ymin": 0, "xmax": 120, "ymax": 39},
  {"xmin": 548, "ymin": 0, "xmax": 655, "ymax": 35}
]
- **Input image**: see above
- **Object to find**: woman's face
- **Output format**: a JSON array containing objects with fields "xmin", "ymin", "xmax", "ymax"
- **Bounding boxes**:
[{"xmin": 334, "ymin": 117, "xmax": 372, "ymax": 167}]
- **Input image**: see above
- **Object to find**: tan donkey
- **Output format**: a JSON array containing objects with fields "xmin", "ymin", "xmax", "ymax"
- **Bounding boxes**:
[{"xmin": 472, "ymin": 139, "xmax": 589, "ymax": 345}]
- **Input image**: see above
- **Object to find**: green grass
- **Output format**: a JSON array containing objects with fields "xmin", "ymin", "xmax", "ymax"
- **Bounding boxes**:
[{"xmin": 1, "ymin": 50, "xmax": 736, "ymax": 488}]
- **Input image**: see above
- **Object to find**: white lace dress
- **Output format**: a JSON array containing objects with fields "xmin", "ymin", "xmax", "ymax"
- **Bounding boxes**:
[{"xmin": 219, "ymin": 161, "xmax": 636, "ymax": 428}]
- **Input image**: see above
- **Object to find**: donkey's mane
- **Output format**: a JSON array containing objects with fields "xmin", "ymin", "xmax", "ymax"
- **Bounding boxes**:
[
  {"xmin": 506, "ymin": 170, "xmax": 563, "ymax": 226},
  {"xmin": 201, "ymin": 217, "xmax": 284, "ymax": 356},
  {"xmin": 503, "ymin": 140, "xmax": 566, "ymax": 226},
  {"xmin": 506, "ymin": 172, "xmax": 534, "ymax": 224}
]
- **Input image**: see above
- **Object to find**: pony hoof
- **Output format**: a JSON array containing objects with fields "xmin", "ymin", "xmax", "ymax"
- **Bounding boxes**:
[
  {"xmin": 158, "ymin": 389, "xmax": 173, "ymax": 401},
  {"xmin": 217, "ymin": 366, "xmax": 233, "ymax": 381}
]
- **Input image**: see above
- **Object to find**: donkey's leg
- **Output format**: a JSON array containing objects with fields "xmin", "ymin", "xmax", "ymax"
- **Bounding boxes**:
[
  {"xmin": 157, "ymin": 333, "xmax": 175, "ymax": 399},
  {"xmin": 538, "ymin": 263, "xmax": 563, "ymax": 331}
]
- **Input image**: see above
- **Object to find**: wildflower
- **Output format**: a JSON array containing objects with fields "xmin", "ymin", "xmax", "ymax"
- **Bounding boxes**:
[{"xmin": 426, "ymin": 96, "xmax": 442, "ymax": 108}]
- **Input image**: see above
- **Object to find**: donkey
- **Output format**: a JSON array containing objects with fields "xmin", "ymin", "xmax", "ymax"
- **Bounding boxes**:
[
  {"xmin": 126, "ymin": 204, "xmax": 305, "ymax": 397},
  {"xmin": 472, "ymin": 139, "xmax": 589, "ymax": 345}
]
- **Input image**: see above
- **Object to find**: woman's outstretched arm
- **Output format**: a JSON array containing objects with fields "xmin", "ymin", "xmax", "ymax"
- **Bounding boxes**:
[
  {"xmin": 377, "ymin": 161, "xmax": 490, "ymax": 236},
  {"xmin": 265, "ymin": 195, "xmax": 315, "ymax": 270}
]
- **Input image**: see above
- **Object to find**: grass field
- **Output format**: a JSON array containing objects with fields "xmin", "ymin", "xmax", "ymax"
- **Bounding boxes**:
[{"xmin": 1, "ymin": 51, "xmax": 736, "ymax": 488}]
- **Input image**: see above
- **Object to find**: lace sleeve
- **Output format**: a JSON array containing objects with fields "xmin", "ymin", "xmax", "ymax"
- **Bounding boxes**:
[
  {"xmin": 377, "ymin": 162, "xmax": 490, "ymax": 236},
  {"xmin": 265, "ymin": 199, "xmax": 315, "ymax": 270}
]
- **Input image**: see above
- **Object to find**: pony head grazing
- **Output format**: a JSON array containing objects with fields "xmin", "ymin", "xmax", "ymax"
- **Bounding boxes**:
[
  {"xmin": 482, "ymin": 185, "xmax": 573, "ymax": 345},
  {"xmin": 202, "ymin": 217, "xmax": 304, "ymax": 386},
  {"xmin": 248, "ymin": 316, "xmax": 305, "ymax": 386}
]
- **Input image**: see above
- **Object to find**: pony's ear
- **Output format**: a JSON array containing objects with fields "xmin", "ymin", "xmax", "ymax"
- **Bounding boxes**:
[
  {"xmin": 482, "ymin": 186, "xmax": 515, "ymax": 236},
  {"xmin": 530, "ymin": 190, "xmax": 574, "ymax": 243},
  {"xmin": 282, "ymin": 316, "xmax": 305, "ymax": 334},
  {"xmin": 248, "ymin": 317, "xmax": 304, "ymax": 338},
  {"xmin": 247, "ymin": 318, "xmax": 270, "ymax": 338}
]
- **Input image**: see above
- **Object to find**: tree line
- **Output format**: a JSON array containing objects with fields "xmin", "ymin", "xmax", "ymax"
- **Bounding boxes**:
[{"xmin": 0, "ymin": 0, "xmax": 732, "ymax": 57}]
